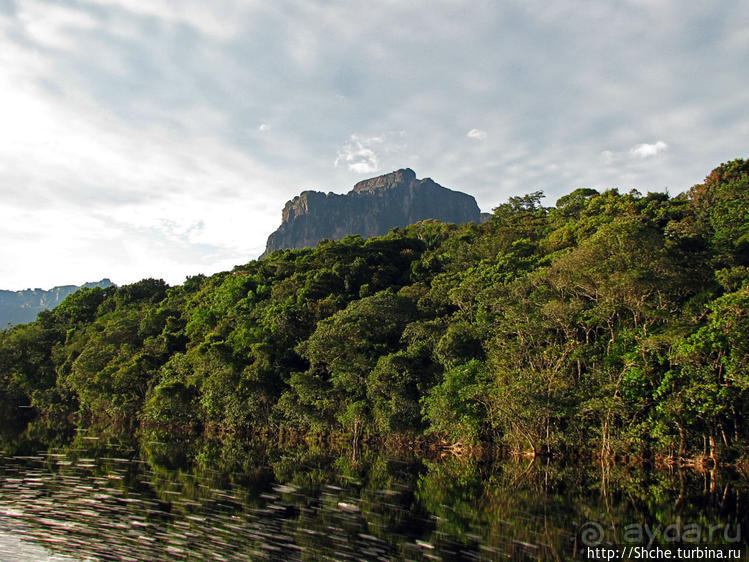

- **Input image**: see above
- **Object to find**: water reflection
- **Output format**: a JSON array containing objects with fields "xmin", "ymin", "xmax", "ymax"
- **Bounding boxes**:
[{"xmin": 0, "ymin": 422, "xmax": 746, "ymax": 560}]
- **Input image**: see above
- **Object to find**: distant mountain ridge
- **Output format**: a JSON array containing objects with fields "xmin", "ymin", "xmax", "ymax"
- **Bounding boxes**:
[
  {"xmin": 0, "ymin": 279, "xmax": 114, "ymax": 328},
  {"xmin": 263, "ymin": 169, "xmax": 483, "ymax": 255}
]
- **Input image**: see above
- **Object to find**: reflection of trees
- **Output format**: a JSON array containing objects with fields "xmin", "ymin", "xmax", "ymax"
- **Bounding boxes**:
[
  {"xmin": 0, "ymin": 416, "xmax": 76, "ymax": 457},
  {"xmin": 0, "ymin": 424, "xmax": 747, "ymax": 560}
]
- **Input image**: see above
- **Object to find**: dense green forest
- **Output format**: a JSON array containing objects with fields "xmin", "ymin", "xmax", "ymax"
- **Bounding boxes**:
[{"xmin": 2, "ymin": 159, "xmax": 748, "ymax": 462}]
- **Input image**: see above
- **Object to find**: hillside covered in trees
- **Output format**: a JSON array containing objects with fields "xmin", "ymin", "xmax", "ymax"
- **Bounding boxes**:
[{"xmin": 2, "ymin": 159, "xmax": 748, "ymax": 462}]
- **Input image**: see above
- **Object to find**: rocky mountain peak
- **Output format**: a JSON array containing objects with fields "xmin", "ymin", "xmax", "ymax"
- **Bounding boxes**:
[
  {"xmin": 262, "ymin": 169, "xmax": 482, "ymax": 256},
  {"xmin": 352, "ymin": 168, "xmax": 417, "ymax": 193}
]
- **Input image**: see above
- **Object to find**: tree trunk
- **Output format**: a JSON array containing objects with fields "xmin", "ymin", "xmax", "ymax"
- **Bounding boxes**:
[{"xmin": 677, "ymin": 423, "xmax": 686, "ymax": 458}]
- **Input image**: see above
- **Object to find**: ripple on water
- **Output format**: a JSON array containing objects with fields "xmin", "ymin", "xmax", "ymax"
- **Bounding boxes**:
[
  {"xmin": 0, "ymin": 525, "xmax": 77, "ymax": 561},
  {"xmin": 0, "ymin": 447, "xmax": 747, "ymax": 561}
]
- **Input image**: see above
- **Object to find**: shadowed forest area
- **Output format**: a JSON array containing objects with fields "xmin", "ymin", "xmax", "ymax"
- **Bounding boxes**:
[{"xmin": 2, "ymin": 159, "xmax": 748, "ymax": 465}]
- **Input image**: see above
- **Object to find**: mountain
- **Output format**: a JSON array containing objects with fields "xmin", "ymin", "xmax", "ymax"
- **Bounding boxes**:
[
  {"xmin": 263, "ymin": 169, "xmax": 483, "ymax": 255},
  {"xmin": 0, "ymin": 279, "xmax": 114, "ymax": 328}
]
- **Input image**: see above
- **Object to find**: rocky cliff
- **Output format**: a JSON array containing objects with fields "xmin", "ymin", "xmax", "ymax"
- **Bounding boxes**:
[{"xmin": 263, "ymin": 169, "xmax": 481, "ymax": 255}]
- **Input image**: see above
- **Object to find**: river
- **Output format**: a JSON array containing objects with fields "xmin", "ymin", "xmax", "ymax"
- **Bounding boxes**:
[{"xmin": 0, "ymin": 425, "xmax": 746, "ymax": 560}]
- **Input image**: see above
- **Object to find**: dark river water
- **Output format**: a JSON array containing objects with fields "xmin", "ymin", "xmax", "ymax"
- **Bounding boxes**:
[{"xmin": 0, "ymin": 424, "xmax": 747, "ymax": 561}]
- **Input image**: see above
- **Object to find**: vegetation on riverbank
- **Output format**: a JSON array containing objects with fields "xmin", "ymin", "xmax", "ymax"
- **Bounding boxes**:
[{"xmin": 1, "ymin": 159, "xmax": 748, "ymax": 462}]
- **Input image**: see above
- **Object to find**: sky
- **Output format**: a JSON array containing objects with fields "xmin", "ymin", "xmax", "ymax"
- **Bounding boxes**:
[{"xmin": 1, "ymin": 0, "xmax": 748, "ymax": 290}]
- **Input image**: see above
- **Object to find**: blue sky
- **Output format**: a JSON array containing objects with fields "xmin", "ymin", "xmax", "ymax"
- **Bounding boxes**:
[{"xmin": 1, "ymin": 0, "xmax": 747, "ymax": 289}]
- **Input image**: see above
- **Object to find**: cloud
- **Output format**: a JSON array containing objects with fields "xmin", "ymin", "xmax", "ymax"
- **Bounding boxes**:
[
  {"xmin": 334, "ymin": 134, "xmax": 382, "ymax": 174},
  {"xmin": 466, "ymin": 128, "xmax": 487, "ymax": 140},
  {"xmin": 599, "ymin": 141, "xmax": 669, "ymax": 166},
  {"xmin": 1, "ymin": 0, "xmax": 747, "ymax": 289},
  {"xmin": 630, "ymin": 141, "xmax": 669, "ymax": 159},
  {"xmin": 82, "ymin": 0, "xmax": 257, "ymax": 39},
  {"xmin": 333, "ymin": 131, "xmax": 409, "ymax": 174},
  {"xmin": 0, "ymin": 22, "xmax": 284, "ymax": 288},
  {"xmin": 17, "ymin": 1, "xmax": 98, "ymax": 51}
]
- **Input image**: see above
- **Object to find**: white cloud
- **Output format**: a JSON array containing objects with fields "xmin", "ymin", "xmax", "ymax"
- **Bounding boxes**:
[
  {"xmin": 17, "ymin": 1, "xmax": 98, "ymax": 51},
  {"xmin": 630, "ymin": 141, "xmax": 669, "ymax": 158},
  {"xmin": 348, "ymin": 159, "xmax": 378, "ymax": 174},
  {"xmin": 1, "ymin": 0, "xmax": 747, "ymax": 289},
  {"xmin": 0, "ymin": 29, "xmax": 284, "ymax": 288},
  {"xmin": 598, "ymin": 141, "xmax": 669, "ymax": 168},
  {"xmin": 82, "ymin": 0, "xmax": 257, "ymax": 39},
  {"xmin": 466, "ymin": 128, "xmax": 487, "ymax": 140},
  {"xmin": 333, "ymin": 131, "xmax": 409, "ymax": 174},
  {"xmin": 334, "ymin": 134, "xmax": 383, "ymax": 174}
]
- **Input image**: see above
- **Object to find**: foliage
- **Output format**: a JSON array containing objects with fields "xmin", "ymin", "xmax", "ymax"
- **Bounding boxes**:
[{"xmin": 2, "ymin": 159, "xmax": 748, "ymax": 457}]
